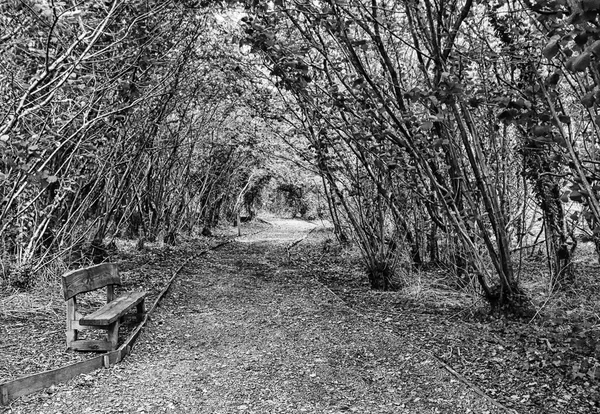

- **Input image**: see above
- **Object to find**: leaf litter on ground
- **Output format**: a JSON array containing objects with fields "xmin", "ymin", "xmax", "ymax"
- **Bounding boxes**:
[
  {"xmin": 4, "ymin": 220, "xmax": 503, "ymax": 413},
  {"xmin": 292, "ymin": 230, "xmax": 600, "ymax": 414},
  {"xmin": 2, "ymin": 219, "xmax": 599, "ymax": 414}
]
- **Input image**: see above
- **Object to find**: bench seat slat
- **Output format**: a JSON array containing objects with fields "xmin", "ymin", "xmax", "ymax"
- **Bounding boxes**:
[{"xmin": 79, "ymin": 291, "xmax": 146, "ymax": 326}]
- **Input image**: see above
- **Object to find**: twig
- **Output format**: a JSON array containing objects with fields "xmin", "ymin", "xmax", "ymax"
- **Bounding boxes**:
[
  {"xmin": 286, "ymin": 226, "xmax": 321, "ymax": 260},
  {"xmin": 427, "ymin": 352, "xmax": 519, "ymax": 414},
  {"xmin": 256, "ymin": 218, "xmax": 274, "ymax": 226}
]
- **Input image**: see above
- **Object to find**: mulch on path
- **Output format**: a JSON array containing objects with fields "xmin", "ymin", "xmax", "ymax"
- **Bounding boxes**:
[{"xmin": 3, "ymin": 221, "xmax": 503, "ymax": 413}]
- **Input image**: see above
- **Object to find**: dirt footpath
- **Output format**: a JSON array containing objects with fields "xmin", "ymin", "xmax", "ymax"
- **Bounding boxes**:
[{"xmin": 4, "ymin": 220, "xmax": 503, "ymax": 413}]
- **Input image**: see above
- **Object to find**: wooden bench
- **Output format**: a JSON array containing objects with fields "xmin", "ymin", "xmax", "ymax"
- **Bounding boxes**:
[{"xmin": 62, "ymin": 263, "xmax": 147, "ymax": 352}]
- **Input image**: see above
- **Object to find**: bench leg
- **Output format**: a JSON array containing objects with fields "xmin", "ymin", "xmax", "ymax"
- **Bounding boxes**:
[
  {"xmin": 107, "ymin": 321, "xmax": 119, "ymax": 350},
  {"xmin": 136, "ymin": 299, "xmax": 145, "ymax": 322},
  {"xmin": 66, "ymin": 327, "xmax": 78, "ymax": 349},
  {"xmin": 66, "ymin": 298, "xmax": 78, "ymax": 349}
]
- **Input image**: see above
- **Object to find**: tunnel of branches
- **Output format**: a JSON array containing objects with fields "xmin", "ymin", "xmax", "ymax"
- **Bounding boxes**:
[{"xmin": 2, "ymin": 0, "xmax": 600, "ymax": 313}]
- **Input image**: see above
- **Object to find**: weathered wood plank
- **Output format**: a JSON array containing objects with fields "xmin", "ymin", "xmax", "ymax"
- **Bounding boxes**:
[
  {"xmin": 62, "ymin": 263, "xmax": 120, "ymax": 300},
  {"xmin": 1, "ymin": 387, "xmax": 8, "ymax": 406},
  {"xmin": 69, "ymin": 339, "xmax": 114, "ymax": 352},
  {"xmin": 0, "ymin": 352, "xmax": 118, "ymax": 403},
  {"xmin": 79, "ymin": 292, "xmax": 146, "ymax": 326},
  {"xmin": 117, "ymin": 345, "xmax": 131, "ymax": 364},
  {"xmin": 70, "ymin": 320, "xmax": 94, "ymax": 331},
  {"xmin": 65, "ymin": 297, "xmax": 77, "ymax": 348}
]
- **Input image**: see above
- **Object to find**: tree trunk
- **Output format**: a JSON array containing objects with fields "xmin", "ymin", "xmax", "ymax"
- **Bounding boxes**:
[
  {"xmin": 428, "ymin": 223, "xmax": 439, "ymax": 263},
  {"xmin": 367, "ymin": 259, "xmax": 395, "ymax": 291}
]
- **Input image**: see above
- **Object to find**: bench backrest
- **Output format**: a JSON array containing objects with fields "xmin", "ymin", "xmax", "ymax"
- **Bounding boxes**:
[{"xmin": 62, "ymin": 263, "xmax": 121, "ymax": 301}]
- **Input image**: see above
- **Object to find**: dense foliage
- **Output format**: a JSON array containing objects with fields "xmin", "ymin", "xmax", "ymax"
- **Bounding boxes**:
[
  {"xmin": 234, "ymin": 0, "xmax": 600, "ymax": 311},
  {"xmin": 0, "ymin": 0, "xmax": 272, "ymax": 287},
  {"xmin": 5, "ymin": 0, "xmax": 600, "ymax": 315}
]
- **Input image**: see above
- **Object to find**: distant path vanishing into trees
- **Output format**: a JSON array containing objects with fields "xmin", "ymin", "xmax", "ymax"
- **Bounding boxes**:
[{"xmin": 6, "ymin": 219, "xmax": 506, "ymax": 414}]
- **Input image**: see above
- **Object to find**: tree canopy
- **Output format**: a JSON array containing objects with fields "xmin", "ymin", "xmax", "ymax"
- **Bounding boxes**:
[{"xmin": 3, "ymin": 0, "xmax": 600, "ymax": 315}]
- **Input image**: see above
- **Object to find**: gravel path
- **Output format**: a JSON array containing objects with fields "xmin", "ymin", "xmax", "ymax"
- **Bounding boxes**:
[{"xmin": 3, "ymin": 220, "xmax": 504, "ymax": 413}]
